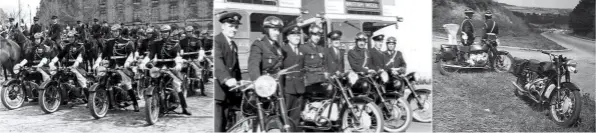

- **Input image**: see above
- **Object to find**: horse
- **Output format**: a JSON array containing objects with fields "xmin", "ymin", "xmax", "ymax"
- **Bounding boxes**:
[{"xmin": 0, "ymin": 37, "xmax": 22, "ymax": 80}]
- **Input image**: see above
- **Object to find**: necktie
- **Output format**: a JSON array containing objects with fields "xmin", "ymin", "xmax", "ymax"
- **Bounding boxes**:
[
  {"xmin": 335, "ymin": 48, "xmax": 339, "ymax": 59},
  {"xmin": 230, "ymin": 40, "xmax": 237, "ymax": 53}
]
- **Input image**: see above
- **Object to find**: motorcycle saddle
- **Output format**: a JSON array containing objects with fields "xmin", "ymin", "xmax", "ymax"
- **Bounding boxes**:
[
  {"xmin": 527, "ymin": 59, "xmax": 555, "ymax": 72},
  {"xmin": 456, "ymin": 45, "xmax": 470, "ymax": 53}
]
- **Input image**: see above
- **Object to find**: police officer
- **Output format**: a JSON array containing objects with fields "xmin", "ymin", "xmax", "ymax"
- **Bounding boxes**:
[
  {"xmin": 97, "ymin": 24, "xmax": 139, "ymax": 111},
  {"xmin": 370, "ymin": 34, "xmax": 385, "ymax": 71},
  {"xmin": 461, "ymin": 9, "xmax": 475, "ymax": 46},
  {"xmin": 13, "ymin": 33, "xmax": 54, "ymax": 84},
  {"xmin": 280, "ymin": 25, "xmax": 305, "ymax": 131},
  {"xmin": 248, "ymin": 16, "xmax": 284, "ymax": 80},
  {"xmin": 101, "ymin": 21, "xmax": 111, "ymax": 38},
  {"xmin": 76, "ymin": 20, "xmax": 85, "ymax": 39},
  {"xmin": 7, "ymin": 18, "xmax": 16, "ymax": 32},
  {"xmin": 213, "ymin": 12, "xmax": 242, "ymax": 132},
  {"xmin": 383, "ymin": 36, "xmax": 406, "ymax": 72},
  {"xmin": 180, "ymin": 25, "xmax": 206, "ymax": 96},
  {"xmin": 91, "ymin": 19, "xmax": 102, "ymax": 39},
  {"xmin": 50, "ymin": 30, "xmax": 88, "ymax": 101},
  {"xmin": 48, "ymin": 16, "xmax": 62, "ymax": 42},
  {"xmin": 483, "ymin": 11, "xmax": 499, "ymax": 39},
  {"xmin": 29, "ymin": 17, "xmax": 43, "ymax": 41},
  {"xmin": 348, "ymin": 32, "xmax": 374, "ymax": 73},
  {"xmin": 325, "ymin": 30, "xmax": 345, "ymax": 75},
  {"xmin": 142, "ymin": 24, "xmax": 192, "ymax": 115}
]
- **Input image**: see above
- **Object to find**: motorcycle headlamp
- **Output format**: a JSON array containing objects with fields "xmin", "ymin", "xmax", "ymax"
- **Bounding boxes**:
[
  {"xmin": 96, "ymin": 66, "xmax": 107, "ymax": 76},
  {"xmin": 347, "ymin": 71, "xmax": 359, "ymax": 85},
  {"xmin": 13, "ymin": 65, "xmax": 21, "ymax": 74},
  {"xmin": 406, "ymin": 72, "xmax": 418, "ymax": 82},
  {"xmin": 566, "ymin": 60, "xmax": 578, "ymax": 73},
  {"xmin": 254, "ymin": 75, "xmax": 277, "ymax": 97},
  {"xmin": 49, "ymin": 66, "xmax": 57, "ymax": 75},
  {"xmin": 149, "ymin": 67, "xmax": 161, "ymax": 78},
  {"xmin": 379, "ymin": 71, "xmax": 389, "ymax": 83}
]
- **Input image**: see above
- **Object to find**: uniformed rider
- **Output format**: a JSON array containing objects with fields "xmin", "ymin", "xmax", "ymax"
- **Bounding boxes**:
[
  {"xmin": 180, "ymin": 26, "xmax": 206, "ymax": 96},
  {"xmin": 50, "ymin": 30, "xmax": 88, "ymax": 101},
  {"xmin": 247, "ymin": 16, "xmax": 285, "ymax": 80},
  {"xmin": 461, "ymin": 9, "xmax": 475, "ymax": 46},
  {"xmin": 348, "ymin": 32, "xmax": 375, "ymax": 73}
]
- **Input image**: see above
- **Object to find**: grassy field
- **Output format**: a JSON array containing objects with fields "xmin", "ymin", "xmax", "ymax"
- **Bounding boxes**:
[{"xmin": 432, "ymin": 57, "xmax": 595, "ymax": 132}]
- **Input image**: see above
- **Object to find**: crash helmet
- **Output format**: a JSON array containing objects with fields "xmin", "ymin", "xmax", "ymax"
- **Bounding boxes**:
[
  {"xmin": 111, "ymin": 24, "xmax": 122, "ymax": 31},
  {"xmin": 386, "ymin": 36, "xmax": 397, "ymax": 44},
  {"xmin": 484, "ymin": 11, "xmax": 493, "ymax": 19},
  {"xmin": 308, "ymin": 24, "xmax": 323, "ymax": 36},
  {"xmin": 160, "ymin": 25, "xmax": 172, "ymax": 32},
  {"xmin": 185, "ymin": 26, "xmax": 194, "ymax": 32},
  {"xmin": 262, "ymin": 16, "xmax": 284, "ymax": 33},
  {"xmin": 355, "ymin": 32, "xmax": 367, "ymax": 42}
]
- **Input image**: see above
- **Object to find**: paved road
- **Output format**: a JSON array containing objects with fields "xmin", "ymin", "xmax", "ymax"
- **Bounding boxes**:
[
  {"xmin": 434, "ymin": 31, "xmax": 596, "ymax": 99},
  {"xmin": 0, "ymin": 81, "xmax": 214, "ymax": 132}
]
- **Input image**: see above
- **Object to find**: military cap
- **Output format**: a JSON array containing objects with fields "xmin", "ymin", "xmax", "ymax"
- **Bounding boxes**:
[
  {"xmin": 77, "ymin": 20, "xmax": 81, "ymax": 24},
  {"xmin": 465, "ymin": 9, "xmax": 474, "ymax": 14},
  {"xmin": 328, "ymin": 30, "xmax": 342, "ymax": 40},
  {"xmin": 8, "ymin": 18, "xmax": 14, "ymax": 22},
  {"xmin": 386, "ymin": 36, "xmax": 397, "ymax": 44},
  {"xmin": 283, "ymin": 25, "xmax": 301, "ymax": 35},
  {"xmin": 308, "ymin": 24, "xmax": 323, "ymax": 35},
  {"xmin": 33, "ymin": 17, "xmax": 39, "ymax": 21},
  {"xmin": 485, "ymin": 11, "xmax": 493, "ymax": 17},
  {"xmin": 372, "ymin": 34, "xmax": 384, "ymax": 41},
  {"xmin": 93, "ymin": 18, "xmax": 98, "ymax": 22},
  {"xmin": 218, "ymin": 12, "xmax": 242, "ymax": 25},
  {"xmin": 51, "ymin": 16, "xmax": 58, "ymax": 19},
  {"xmin": 355, "ymin": 32, "xmax": 367, "ymax": 41}
]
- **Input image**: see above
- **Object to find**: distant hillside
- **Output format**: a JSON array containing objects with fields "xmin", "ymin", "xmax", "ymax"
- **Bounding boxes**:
[
  {"xmin": 501, "ymin": 4, "xmax": 573, "ymax": 15},
  {"xmin": 569, "ymin": 0, "xmax": 595, "ymax": 39}
]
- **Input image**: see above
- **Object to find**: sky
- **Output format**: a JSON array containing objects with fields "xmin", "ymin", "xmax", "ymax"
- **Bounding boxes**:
[
  {"xmin": 0, "ymin": 0, "xmax": 41, "ymax": 26},
  {"xmin": 495, "ymin": 0, "xmax": 580, "ymax": 9}
]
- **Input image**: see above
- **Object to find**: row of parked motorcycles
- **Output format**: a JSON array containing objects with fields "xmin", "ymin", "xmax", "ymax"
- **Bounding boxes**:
[
  {"xmin": 224, "ymin": 65, "xmax": 432, "ymax": 132},
  {"xmin": 0, "ymin": 51, "xmax": 213, "ymax": 125},
  {"xmin": 435, "ymin": 33, "xmax": 582, "ymax": 127}
]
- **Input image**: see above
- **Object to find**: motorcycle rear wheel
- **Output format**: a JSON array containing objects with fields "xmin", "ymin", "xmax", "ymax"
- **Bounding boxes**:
[
  {"xmin": 341, "ymin": 102, "xmax": 384, "ymax": 132},
  {"xmin": 549, "ymin": 86, "xmax": 581, "ymax": 127},
  {"xmin": 89, "ymin": 85, "xmax": 109, "ymax": 119},
  {"xmin": 39, "ymin": 83, "xmax": 61, "ymax": 113},
  {"xmin": 438, "ymin": 60, "xmax": 458, "ymax": 76},
  {"xmin": 1, "ymin": 83, "xmax": 25, "ymax": 110},
  {"xmin": 378, "ymin": 98, "xmax": 411, "ymax": 132},
  {"xmin": 145, "ymin": 88, "xmax": 160, "ymax": 125},
  {"xmin": 493, "ymin": 53, "xmax": 513, "ymax": 73}
]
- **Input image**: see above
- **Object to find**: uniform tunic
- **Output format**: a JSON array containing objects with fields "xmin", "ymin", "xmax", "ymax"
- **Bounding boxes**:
[
  {"xmin": 299, "ymin": 41, "xmax": 326, "ymax": 86},
  {"xmin": 247, "ymin": 36, "xmax": 283, "ymax": 81}
]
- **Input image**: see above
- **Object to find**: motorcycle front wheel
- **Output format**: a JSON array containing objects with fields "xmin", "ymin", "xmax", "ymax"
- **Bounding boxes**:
[
  {"xmin": 145, "ymin": 87, "xmax": 161, "ymax": 125},
  {"xmin": 341, "ymin": 102, "xmax": 384, "ymax": 133},
  {"xmin": 227, "ymin": 116, "xmax": 260, "ymax": 133},
  {"xmin": 1, "ymin": 83, "xmax": 25, "ymax": 110},
  {"xmin": 265, "ymin": 115, "xmax": 296, "ymax": 132},
  {"xmin": 549, "ymin": 84, "xmax": 581, "ymax": 127},
  {"xmin": 438, "ymin": 60, "xmax": 458, "ymax": 76},
  {"xmin": 378, "ymin": 98, "xmax": 412, "ymax": 132},
  {"xmin": 410, "ymin": 92, "xmax": 432, "ymax": 123},
  {"xmin": 493, "ymin": 53, "xmax": 514, "ymax": 73},
  {"xmin": 89, "ymin": 84, "xmax": 109, "ymax": 119},
  {"xmin": 39, "ymin": 83, "xmax": 61, "ymax": 113}
]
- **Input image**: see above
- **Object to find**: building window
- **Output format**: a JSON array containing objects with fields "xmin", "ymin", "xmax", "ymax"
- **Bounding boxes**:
[
  {"xmin": 151, "ymin": 8, "xmax": 160, "ymax": 21},
  {"xmin": 188, "ymin": 0, "xmax": 198, "ymax": 19},
  {"xmin": 168, "ymin": 1, "xmax": 179, "ymax": 20},
  {"xmin": 152, "ymin": 0, "xmax": 160, "ymax": 7},
  {"xmin": 197, "ymin": 0, "xmax": 212, "ymax": 19},
  {"xmin": 100, "ymin": 0, "xmax": 107, "ymax": 6},
  {"xmin": 133, "ymin": 0, "xmax": 141, "ymax": 4},
  {"xmin": 227, "ymin": 0, "xmax": 277, "ymax": 6}
]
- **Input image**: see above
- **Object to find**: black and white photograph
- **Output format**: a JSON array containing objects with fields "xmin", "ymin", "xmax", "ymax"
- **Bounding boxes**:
[
  {"xmin": 0, "ymin": 0, "xmax": 213, "ymax": 132},
  {"xmin": 433, "ymin": 0, "xmax": 595, "ymax": 132},
  {"xmin": 213, "ymin": 0, "xmax": 432, "ymax": 132}
]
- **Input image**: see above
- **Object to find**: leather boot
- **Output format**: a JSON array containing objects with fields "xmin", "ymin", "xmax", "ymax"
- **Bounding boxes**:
[
  {"xmin": 127, "ymin": 90, "xmax": 139, "ymax": 112},
  {"xmin": 169, "ymin": 91, "xmax": 180, "ymax": 110},
  {"xmin": 179, "ymin": 92, "xmax": 192, "ymax": 115}
]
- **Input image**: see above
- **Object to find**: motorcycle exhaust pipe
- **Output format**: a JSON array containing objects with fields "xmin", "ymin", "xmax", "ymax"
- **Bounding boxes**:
[{"xmin": 510, "ymin": 81, "xmax": 528, "ymax": 93}]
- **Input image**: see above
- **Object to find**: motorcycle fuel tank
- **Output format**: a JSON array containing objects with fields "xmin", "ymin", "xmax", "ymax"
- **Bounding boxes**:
[{"xmin": 469, "ymin": 43, "xmax": 489, "ymax": 51}]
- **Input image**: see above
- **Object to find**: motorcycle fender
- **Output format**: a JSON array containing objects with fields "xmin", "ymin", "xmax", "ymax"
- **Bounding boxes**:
[
  {"xmin": 88, "ymin": 84, "xmax": 100, "ymax": 92},
  {"xmin": 561, "ymin": 82, "xmax": 581, "ymax": 91},
  {"xmin": 145, "ymin": 86, "xmax": 155, "ymax": 96},
  {"xmin": 410, "ymin": 88, "xmax": 432, "ymax": 101},
  {"xmin": 38, "ymin": 80, "xmax": 54, "ymax": 90},
  {"xmin": 350, "ymin": 96, "xmax": 374, "ymax": 104},
  {"xmin": 2, "ymin": 79, "xmax": 19, "ymax": 87}
]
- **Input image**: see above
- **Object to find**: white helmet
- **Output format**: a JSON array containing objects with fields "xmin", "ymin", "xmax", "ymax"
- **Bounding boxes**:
[{"xmin": 160, "ymin": 25, "xmax": 171, "ymax": 32}]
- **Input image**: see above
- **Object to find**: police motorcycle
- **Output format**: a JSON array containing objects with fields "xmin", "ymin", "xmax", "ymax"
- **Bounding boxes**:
[
  {"xmin": 87, "ymin": 53, "xmax": 140, "ymax": 119},
  {"xmin": 38, "ymin": 62, "xmax": 92, "ymax": 113},
  {"xmin": 352, "ymin": 69, "xmax": 410, "ymax": 132},
  {"xmin": 385, "ymin": 68, "xmax": 432, "ymax": 123},
  {"xmin": 225, "ymin": 65, "xmax": 299, "ymax": 132},
  {"xmin": 181, "ymin": 50, "xmax": 206, "ymax": 96},
  {"xmin": 436, "ymin": 33, "xmax": 513, "ymax": 75},
  {"xmin": 143, "ymin": 58, "xmax": 191, "ymax": 125},
  {"xmin": 511, "ymin": 51, "xmax": 581, "ymax": 127},
  {"xmin": 1, "ymin": 61, "xmax": 44, "ymax": 109}
]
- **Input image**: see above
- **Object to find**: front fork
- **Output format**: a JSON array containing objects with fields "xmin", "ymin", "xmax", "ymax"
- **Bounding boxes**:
[{"xmin": 276, "ymin": 85, "xmax": 292, "ymax": 132}]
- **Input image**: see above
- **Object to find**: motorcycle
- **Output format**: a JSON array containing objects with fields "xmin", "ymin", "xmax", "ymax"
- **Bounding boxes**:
[
  {"xmin": 356, "ymin": 70, "xmax": 410, "ymax": 132},
  {"xmin": 297, "ymin": 71, "xmax": 384, "ymax": 132},
  {"xmin": 436, "ymin": 33, "xmax": 513, "ymax": 75},
  {"xmin": 181, "ymin": 52, "xmax": 207, "ymax": 96},
  {"xmin": 386, "ymin": 68, "xmax": 432, "ymax": 123},
  {"xmin": 143, "ymin": 59, "xmax": 189, "ymax": 125},
  {"xmin": 88, "ymin": 64, "xmax": 139, "ymax": 119},
  {"xmin": 1, "ymin": 64, "xmax": 43, "ymax": 109},
  {"xmin": 225, "ymin": 65, "xmax": 299, "ymax": 132},
  {"xmin": 511, "ymin": 51, "xmax": 581, "ymax": 127},
  {"xmin": 38, "ymin": 65, "xmax": 92, "ymax": 113}
]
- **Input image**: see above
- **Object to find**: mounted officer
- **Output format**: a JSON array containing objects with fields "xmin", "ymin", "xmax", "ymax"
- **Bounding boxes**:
[{"xmin": 29, "ymin": 17, "xmax": 43, "ymax": 41}]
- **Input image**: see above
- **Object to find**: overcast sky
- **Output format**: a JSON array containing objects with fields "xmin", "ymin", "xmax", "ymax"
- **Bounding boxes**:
[
  {"xmin": 495, "ymin": 0, "xmax": 580, "ymax": 9},
  {"xmin": 0, "ymin": 0, "xmax": 41, "ymax": 26}
]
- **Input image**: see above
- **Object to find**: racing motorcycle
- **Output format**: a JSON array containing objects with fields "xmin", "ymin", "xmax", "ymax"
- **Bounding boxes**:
[
  {"xmin": 225, "ymin": 65, "xmax": 298, "ymax": 132},
  {"xmin": 436, "ymin": 33, "xmax": 513, "ymax": 75},
  {"xmin": 386, "ymin": 68, "xmax": 432, "ymax": 123},
  {"xmin": 511, "ymin": 51, "xmax": 581, "ymax": 127},
  {"xmin": 38, "ymin": 65, "xmax": 92, "ymax": 113},
  {"xmin": 356, "ymin": 70, "xmax": 411, "ymax": 132},
  {"xmin": 88, "ymin": 64, "xmax": 139, "ymax": 119},
  {"xmin": 1, "ymin": 64, "xmax": 42, "ymax": 109},
  {"xmin": 297, "ymin": 72, "xmax": 384, "ymax": 132},
  {"xmin": 144, "ymin": 59, "xmax": 189, "ymax": 125}
]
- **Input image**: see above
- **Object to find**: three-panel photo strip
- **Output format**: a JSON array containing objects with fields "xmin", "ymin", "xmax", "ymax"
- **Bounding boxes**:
[{"xmin": 0, "ymin": 0, "xmax": 594, "ymax": 132}]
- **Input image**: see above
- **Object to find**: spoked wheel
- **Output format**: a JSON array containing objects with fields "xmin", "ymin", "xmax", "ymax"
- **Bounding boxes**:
[
  {"xmin": 493, "ymin": 53, "xmax": 514, "ymax": 73},
  {"xmin": 39, "ymin": 83, "xmax": 61, "ymax": 113},
  {"xmin": 145, "ymin": 87, "xmax": 161, "ymax": 125},
  {"xmin": 89, "ymin": 85, "xmax": 109, "ymax": 119},
  {"xmin": 1, "ymin": 83, "xmax": 25, "ymax": 110},
  {"xmin": 227, "ymin": 116, "xmax": 259, "ymax": 132},
  {"xmin": 438, "ymin": 60, "xmax": 459, "ymax": 76},
  {"xmin": 341, "ymin": 102, "xmax": 384, "ymax": 133},
  {"xmin": 549, "ymin": 84, "xmax": 581, "ymax": 127},
  {"xmin": 410, "ymin": 92, "xmax": 432, "ymax": 123},
  {"xmin": 265, "ymin": 115, "xmax": 296, "ymax": 132},
  {"xmin": 378, "ymin": 98, "xmax": 411, "ymax": 132}
]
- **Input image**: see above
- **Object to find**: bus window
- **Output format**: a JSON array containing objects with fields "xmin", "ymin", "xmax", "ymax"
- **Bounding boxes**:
[
  {"xmin": 363, "ymin": 22, "xmax": 395, "ymax": 34},
  {"xmin": 331, "ymin": 20, "xmax": 362, "ymax": 49},
  {"xmin": 227, "ymin": 0, "xmax": 277, "ymax": 6}
]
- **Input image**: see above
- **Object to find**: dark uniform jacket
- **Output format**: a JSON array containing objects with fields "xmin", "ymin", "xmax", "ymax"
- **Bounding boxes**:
[
  {"xmin": 101, "ymin": 26, "xmax": 111, "ymax": 38},
  {"xmin": 92, "ymin": 24, "xmax": 103, "ymax": 38},
  {"xmin": 180, "ymin": 36, "xmax": 201, "ymax": 59},
  {"xmin": 325, "ymin": 47, "xmax": 344, "ymax": 74},
  {"xmin": 460, "ymin": 18, "xmax": 475, "ymax": 46},
  {"xmin": 281, "ymin": 43, "xmax": 304, "ymax": 94},
  {"xmin": 102, "ymin": 37, "xmax": 134, "ymax": 68},
  {"xmin": 369, "ymin": 48, "xmax": 385, "ymax": 71},
  {"xmin": 483, "ymin": 20, "xmax": 499, "ymax": 39},
  {"xmin": 248, "ymin": 36, "xmax": 283, "ymax": 81},
  {"xmin": 348, "ymin": 47, "xmax": 374, "ymax": 73},
  {"xmin": 24, "ymin": 43, "xmax": 53, "ymax": 67},
  {"xmin": 214, "ymin": 33, "xmax": 241, "ymax": 101},
  {"xmin": 299, "ymin": 41, "xmax": 326, "ymax": 86},
  {"xmin": 29, "ymin": 23, "xmax": 42, "ymax": 38},
  {"xmin": 383, "ymin": 50, "xmax": 406, "ymax": 70},
  {"xmin": 148, "ymin": 38, "xmax": 181, "ymax": 68},
  {"xmin": 138, "ymin": 37, "xmax": 154, "ymax": 56},
  {"xmin": 75, "ymin": 24, "xmax": 85, "ymax": 39},
  {"xmin": 49, "ymin": 23, "xmax": 61, "ymax": 42},
  {"xmin": 57, "ymin": 42, "xmax": 86, "ymax": 67}
]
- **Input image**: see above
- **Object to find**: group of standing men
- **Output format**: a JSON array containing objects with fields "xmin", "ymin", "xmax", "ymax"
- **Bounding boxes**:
[{"xmin": 214, "ymin": 12, "xmax": 408, "ymax": 132}]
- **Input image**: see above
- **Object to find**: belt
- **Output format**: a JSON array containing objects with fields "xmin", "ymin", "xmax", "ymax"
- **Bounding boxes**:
[
  {"xmin": 303, "ymin": 67, "xmax": 323, "ymax": 72},
  {"xmin": 285, "ymin": 76, "xmax": 302, "ymax": 79}
]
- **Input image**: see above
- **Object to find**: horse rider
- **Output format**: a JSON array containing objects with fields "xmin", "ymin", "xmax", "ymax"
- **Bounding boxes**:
[
  {"xmin": 48, "ymin": 16, "xmax": 62, "ymax": 43},
  {"xmin": 29, "ymin": 17, "xmax": 43, "ymax": 41}
]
